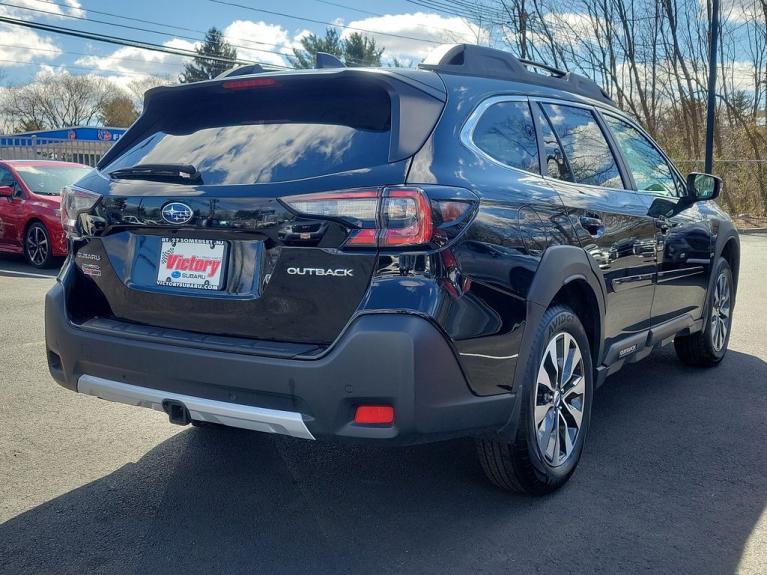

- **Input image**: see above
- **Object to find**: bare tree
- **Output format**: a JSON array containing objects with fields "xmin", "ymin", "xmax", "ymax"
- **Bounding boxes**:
[{"xmin": 1, "ymin": 72, "xmax": 119, "ymax": 131}]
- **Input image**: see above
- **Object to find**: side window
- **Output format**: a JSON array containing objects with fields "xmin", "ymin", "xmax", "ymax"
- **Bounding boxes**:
[
  {"xmin": 604, "ymin": 114, "xmax": 680, "ymax": 197},
  {"xmin": 471, "ymin": 100, "xmax": 539, "ymax": 174},
  {"xmin": 533, "ymin": 103, "xmax": 573, "ymax": 182},
  {"xmin": 540, "ymin": 103, "xmax": 623, "ymax": 189},
  {"xmin": 0, "ymin": 168, "xmax": 16, "ymax": 187}
]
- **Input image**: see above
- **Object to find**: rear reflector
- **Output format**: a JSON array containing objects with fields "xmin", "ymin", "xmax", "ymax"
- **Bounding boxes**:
[{"xmin": 354, "ymin": 405, "xmax": 395, "ymax": 425}]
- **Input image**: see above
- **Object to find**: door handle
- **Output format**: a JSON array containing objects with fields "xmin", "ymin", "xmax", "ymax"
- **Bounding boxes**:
[{"xmin": 579, "ymin": 215, "xmax": 604, "ymax": 238}]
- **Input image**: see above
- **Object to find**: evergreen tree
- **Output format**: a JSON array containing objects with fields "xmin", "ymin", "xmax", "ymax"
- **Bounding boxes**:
[
  {"xmin": 179, "ymin": 28, "xmax": 238, "ymax": 83},
  {"xmin": 289, "ymin": 28, "xmax": 383, "ymax": 69},
  {"xmin": 343, "ymin": 32, "xmax": 383, "ymax": 67}
]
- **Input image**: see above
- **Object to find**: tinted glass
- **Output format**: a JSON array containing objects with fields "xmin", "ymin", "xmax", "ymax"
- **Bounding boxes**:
[
  {"xmin": 0, "ymin": 168, "xmax": 15, "ymax": 187},
  {"xmin": 604, "ymin": 115, "xmax": 679, "ymax": 197},
  {"xmin": 15, "ymin": 166, "xmax": 91, "ymax": 195},
  {"xmin": 472, "ymin": 101, "xmax": 539, "ymax": 173},
  {"xmin": 541, "ymin": 103, "xmax": 623, "ymax": 188},
  {"xmin": 105, "ymin": 80, "xmax": 392, "ymax": 186},
  {"xmin": 534, "ymin": 103, "xmax": 573, "ymax": 181}
]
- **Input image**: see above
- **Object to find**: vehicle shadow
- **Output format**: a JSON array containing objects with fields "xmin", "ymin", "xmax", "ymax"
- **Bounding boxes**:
[
  {"xmin": 1, "ymin": 347, "xmax": 765, "ymax": 575},
  {"xmin": 0, "ymin": 253, "xmax": 60, "ymax": 278}
]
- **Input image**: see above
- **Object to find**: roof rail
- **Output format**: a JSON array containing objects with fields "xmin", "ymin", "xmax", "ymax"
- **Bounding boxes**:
[{"xmin": 418, "ymin": 44, "xmax": 613, "ymax": 105}]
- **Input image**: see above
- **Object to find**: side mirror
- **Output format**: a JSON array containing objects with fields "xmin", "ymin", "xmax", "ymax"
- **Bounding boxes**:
[
  {"xmin": 686, "ymin": 172, "xmax": 722, "ymax": 202},
  {"xmin": 0, "ymin": 185, "xmax": 13, "ymax": 198}
]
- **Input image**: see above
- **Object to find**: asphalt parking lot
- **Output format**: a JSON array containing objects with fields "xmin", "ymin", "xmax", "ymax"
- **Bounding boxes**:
[{"xmin": 1, "ymin": 236, "xmax": 766, "ymax": 575}]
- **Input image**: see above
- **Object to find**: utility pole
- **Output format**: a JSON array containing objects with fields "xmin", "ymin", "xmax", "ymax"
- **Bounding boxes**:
[{"xmin": 704, "ymin": 0, "xmax": 720, "ymax": 174}]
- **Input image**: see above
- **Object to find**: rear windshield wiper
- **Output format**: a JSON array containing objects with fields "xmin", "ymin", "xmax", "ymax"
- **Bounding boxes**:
[{"xmin": 109, "ymin": 164, "xmax": 203, "ymax": 184}]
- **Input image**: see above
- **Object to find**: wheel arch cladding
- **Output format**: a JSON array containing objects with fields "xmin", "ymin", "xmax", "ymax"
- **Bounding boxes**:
[
  {"xmin": 513, "ymin": 245, "xmax": 606, "ymax": 394},
  {"xmin": 550, "ymin": 278, "xmax": 601, "ymax": 368},
  {"xmin": 720, "ymin": 235, "xmax": 740, "ymax": 289}
]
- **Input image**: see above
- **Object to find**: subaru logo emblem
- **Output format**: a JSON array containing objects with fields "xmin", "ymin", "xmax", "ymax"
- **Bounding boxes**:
[{"xmin": 161, "ymin": 202, "xmax": 194, "ymax": 225}]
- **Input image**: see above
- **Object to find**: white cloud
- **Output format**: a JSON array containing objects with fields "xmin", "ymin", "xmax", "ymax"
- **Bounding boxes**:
[
  {"xmin": 74, "ymin": 39, "xmax": 196, "ymax": 84},
  {"xmin": 0, "ymin": 0, "xmax": 84, "ymax": 19},
  {"xmin": 74, "ymin": 20, "xmax": 304, "ymax": 86},
  {"xmin": 223, "ymin": 20, "xmax": 294, "ymax": 67},
  {"xmin": 342, "ymin": 12, "xmax": 486, "ymax": 64},
  {"xmin": 0, "ymin": 25, "xmax": 61, "ymax": 66},
  {"xmin": 0, "ymin": 0, "xmax": 83, "ymax": 69}
]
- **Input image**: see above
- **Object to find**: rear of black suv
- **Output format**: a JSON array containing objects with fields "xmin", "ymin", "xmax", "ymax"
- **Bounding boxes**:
[
  {"xmin": 45, "ymin": 67, "xmax": 514, "ymax": 444},
  {"xmin": 46, "ymin": 44, "xmax": 739, "ymax": 495}
]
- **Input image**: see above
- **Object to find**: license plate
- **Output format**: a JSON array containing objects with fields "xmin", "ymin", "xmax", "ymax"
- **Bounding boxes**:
[{"xmin": 156, "ymin": 238, "xmax": 226, "ymax": 290}]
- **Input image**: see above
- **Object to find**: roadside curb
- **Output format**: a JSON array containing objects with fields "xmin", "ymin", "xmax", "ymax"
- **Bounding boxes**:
[{"xmin": 738, "ymin": 228, "xmax": 767, "ymax": 235}]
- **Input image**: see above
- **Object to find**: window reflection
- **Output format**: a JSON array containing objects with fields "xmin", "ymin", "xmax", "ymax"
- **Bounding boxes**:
[
  {"xmin": 604, "ymin": 115, "xmax": 679, "ymax": 197},
  {"xmin": 541, "ymin": 103, "xmax": 623, "ymax": 189},
  {"xmin": 106, "ymin": 123, "xmax": 390, "ymax": 185},
  {"xmin": 472, "ymin": 101, "xmax": 539, "ymax": 173}
]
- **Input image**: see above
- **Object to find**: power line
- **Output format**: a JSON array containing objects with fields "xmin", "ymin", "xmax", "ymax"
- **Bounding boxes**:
[
  {"xmin": 310, "ymin": 0, "xmax": 384, "ymax": 17},
  {"xmin": 26, "ymin": 0, "xmax": 219, "ymax": 36},
  {"xmin": 309, "ymin": 0, "xmax": 476, "ymax": 39},
  {"xmin": 0, "ymin": 57, "xmax": 157, "ymax": 77},
  {"xmin": 0, "ymin": 1, "xmax": 296, "ymax": 65},
  {"xmin": 0, "ymin": 42, "xmax": 187, "ymax": 70},
  {"xmin": 0, "ymin": 15, "xmax": 292, "ymax": 68},
  {"xmin": 27, "ymin": 0, "xmax": 289, "ymax": 51},
  {"xmin": 208, "ymin": 0, "xmax": 442, "ymax": 44}
]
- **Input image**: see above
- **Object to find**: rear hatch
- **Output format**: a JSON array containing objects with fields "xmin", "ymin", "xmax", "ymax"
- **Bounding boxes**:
[{"xmin": 65, "ymin": 70, "xmax": 445, "ymax": 346}]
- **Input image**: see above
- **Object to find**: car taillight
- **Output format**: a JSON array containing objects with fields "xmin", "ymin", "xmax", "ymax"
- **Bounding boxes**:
[
  {"xmin": 61, "ymin": 186, "xmax": 101, "ymax": 238},
  {"xmin": 282, "ymin": 190, "xmax": 379, "ymax": 246},
  {"xmin": 380, "ymin": 188, "xmax": 432, "ymax": 247},
  {"xmin": 222, "ymin": 78, "xmax": 279, "ymax": 90},
  {"xmin": 282, "ymin": 186, "xmax": 473, "ymax": 249}
]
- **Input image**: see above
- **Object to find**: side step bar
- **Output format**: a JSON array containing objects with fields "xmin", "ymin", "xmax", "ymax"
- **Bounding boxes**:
[{"xmin": 77, "ymin": 375, "xmax": 315, "ymax": 440}]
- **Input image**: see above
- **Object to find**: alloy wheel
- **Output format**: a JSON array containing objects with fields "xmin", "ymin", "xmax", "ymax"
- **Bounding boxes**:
[
  {"xmin": 534, "ymin": 332, "xmax": 586, "ymax": 467},
  {"xmin": 26, "ymin": 225, "xmax": 49, "ymax": 266},
  {"xmin": 710, "ymin": 271, "xmax": 731, "ymax": 352}
]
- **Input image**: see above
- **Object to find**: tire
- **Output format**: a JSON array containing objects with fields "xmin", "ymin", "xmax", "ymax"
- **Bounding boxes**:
[
  {"xmin": 476, "ymin": 305, "xmax": 593, "ymax": 495},
  {"xmin": 24, "ymin": 222, "xmax": 55, "ymax": 269},
  {"xmin": 674, "ymin": 257, "xmax": 734, "ymax": 367}
]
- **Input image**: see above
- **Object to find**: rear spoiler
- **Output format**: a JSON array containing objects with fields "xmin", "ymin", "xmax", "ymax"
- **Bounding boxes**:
[{"xmin": 98, "ymin": 68, "xmax": 447, "ymax": 170}]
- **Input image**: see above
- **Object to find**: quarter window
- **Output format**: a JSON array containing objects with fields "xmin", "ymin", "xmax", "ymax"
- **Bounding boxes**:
[
  {"xmin": 471, "ymin": 100, "xmax": 539, "ymax": 173},
  {"xmin": 540, "ymin": 103, "xmax": 623, "ymax": 189},
  {"xmin": 604, "ymin": 115, "xmax": 680, "ymax": 197}
]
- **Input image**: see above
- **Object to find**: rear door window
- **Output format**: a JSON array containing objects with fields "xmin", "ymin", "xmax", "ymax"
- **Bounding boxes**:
[
  {"xmin": 533, "ymin": 103, "xmax": 573, "ymax": 182},
  {"xmin": 540, "ymin": 103, "xmax": 623, "ymax": 189},
  {"xmin": 470, "ymin": 100, "xmax": 539, "ymax": 173},
  {"xmin": 104, "ymin": 78, "xmax": 392, "ymax": 185}
]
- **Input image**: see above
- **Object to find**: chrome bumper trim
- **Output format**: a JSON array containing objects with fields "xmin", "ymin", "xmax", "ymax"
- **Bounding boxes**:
[{"xmin": 77, "ymin": 375, "xmax": 315, "ymax": 440}]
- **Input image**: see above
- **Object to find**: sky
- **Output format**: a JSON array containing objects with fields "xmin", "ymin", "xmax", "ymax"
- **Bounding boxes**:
[{"xmin": 0, "ymin": 0, "xmax": 485, "ymax": 88}]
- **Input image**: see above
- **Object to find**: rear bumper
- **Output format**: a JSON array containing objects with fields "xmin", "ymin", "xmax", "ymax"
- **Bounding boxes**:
[{"xmin": 45, "ymin": 280, "xmax": 514, "ymax": 444}]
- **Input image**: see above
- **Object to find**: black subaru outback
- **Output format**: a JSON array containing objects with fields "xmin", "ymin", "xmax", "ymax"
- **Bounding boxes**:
[{"xmin": 46, "ymin": 44, "xmax": 739, "ymax": 494}]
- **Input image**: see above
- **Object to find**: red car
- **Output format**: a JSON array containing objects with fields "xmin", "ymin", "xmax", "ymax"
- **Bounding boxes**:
[{"xmin": 0, "ymin": 160, "xmax": 92, "ymax": 268}]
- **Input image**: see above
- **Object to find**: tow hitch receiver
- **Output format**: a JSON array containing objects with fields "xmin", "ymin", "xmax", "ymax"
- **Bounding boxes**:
[{"xmin": 162, "ymin": 399, "xmax": 191, "ymax": 425}]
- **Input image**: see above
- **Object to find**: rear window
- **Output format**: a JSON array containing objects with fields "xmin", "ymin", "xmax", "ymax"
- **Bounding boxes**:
[
  {"xmin": 105, "ymin": 77, "xmax": 392, "ymax": 185},
  {"xmin": 15, "ymin": 165, "xmax": 91, "ymax": 195}
]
